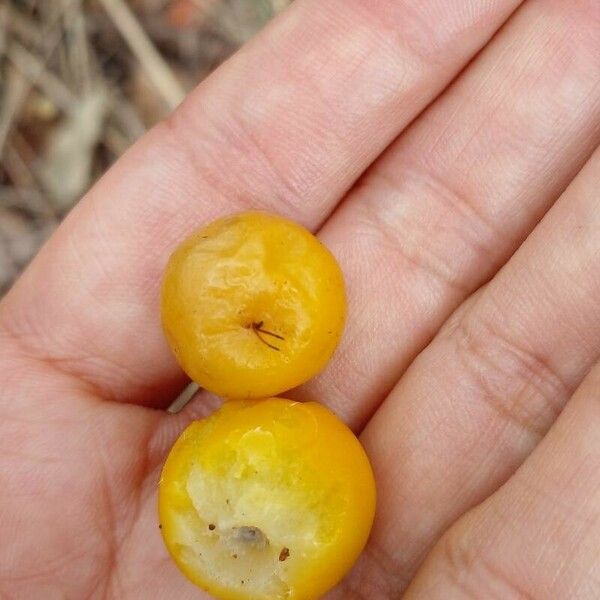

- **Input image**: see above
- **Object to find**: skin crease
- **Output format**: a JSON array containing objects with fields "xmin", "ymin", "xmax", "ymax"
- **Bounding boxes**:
[{"xmin": 1, "ymin": 1, "xmax": 600, "ymax": 599}]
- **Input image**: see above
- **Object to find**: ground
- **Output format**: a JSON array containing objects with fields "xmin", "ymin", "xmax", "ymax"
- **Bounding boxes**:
[{"xmin": 0, "ymin": 0, "xmax": 290, "ymax": 295}]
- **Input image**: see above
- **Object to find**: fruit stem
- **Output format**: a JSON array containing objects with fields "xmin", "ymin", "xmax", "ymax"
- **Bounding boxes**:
[{"xmin": 251, "ymin": 321, "xmax": 284, "ymax": 351}]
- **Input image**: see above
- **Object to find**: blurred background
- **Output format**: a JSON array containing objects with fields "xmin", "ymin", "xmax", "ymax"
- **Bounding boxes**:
[{"xmin": 0, "ymin": 0, "xmax": 291, "ymax": 295}]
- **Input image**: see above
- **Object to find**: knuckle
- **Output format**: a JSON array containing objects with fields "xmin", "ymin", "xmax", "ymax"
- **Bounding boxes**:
[
  {"xmin": 440, "ymin": 526, "xmax": 533, "ymax": 599},
  {"xmin": 447, "ymin": 308, "xmax": 570, "ymax": 439},
  {"xmin": 334, "ymin": 540, "xmax": 406, "ymax": 600}
]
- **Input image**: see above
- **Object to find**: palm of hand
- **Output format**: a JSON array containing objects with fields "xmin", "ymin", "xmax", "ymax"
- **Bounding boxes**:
[
  {"xmin": 0, "ymin": 361, "xmax": 171, "ymax": 596},
  {"xmin": 2, "ymin": 1, "xmax": 600, "ymax": 598}
]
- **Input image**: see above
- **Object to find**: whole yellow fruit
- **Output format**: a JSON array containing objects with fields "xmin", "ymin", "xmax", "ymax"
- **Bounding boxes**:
[
  {"xmin": 161, "ymin": 211, "xmax": 346, "ymax": 399},
  {"xmin": 159, "ymin": 398, "xmax": 376, "ymax": 600}
]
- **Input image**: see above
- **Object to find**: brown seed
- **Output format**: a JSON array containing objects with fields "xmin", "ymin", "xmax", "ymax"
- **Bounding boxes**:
[{"xmin": 279, "ymin": 547, "xmax": 290, "ymax": 562}]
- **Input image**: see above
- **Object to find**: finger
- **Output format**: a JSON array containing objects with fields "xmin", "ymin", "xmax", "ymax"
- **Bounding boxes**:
[
  {"xmin": 337, "ymin": 144, "xmax": 600, "ymax": 598},
  {"xmin": 404, "ymin": 360, "xmax": 600, "ymax": 599},
  {"xmin": 299, "ymin": 0, "xmax": 600, "ymax": 429},
  {"xmin": 0, "ymin": 0, "xmax": 521, "ymax": 406}
]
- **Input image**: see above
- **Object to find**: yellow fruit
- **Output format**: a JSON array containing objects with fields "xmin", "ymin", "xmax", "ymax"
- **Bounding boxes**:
[
  {"xmin": 159, "ymin": 398, "xmax": 376, "ymax": 600},
  {"xmin": 161, "ymin": 211, "xmax": 346, "ymax": 399}
]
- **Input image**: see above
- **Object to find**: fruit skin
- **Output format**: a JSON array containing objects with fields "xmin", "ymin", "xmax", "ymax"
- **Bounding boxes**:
[
  {"xmin": 161, "ymin": 211, "xmax": 346, "ymax": 399},
  {"xmin": 159, "ymin": 398, "xmax": 376, "ymax": 600}
]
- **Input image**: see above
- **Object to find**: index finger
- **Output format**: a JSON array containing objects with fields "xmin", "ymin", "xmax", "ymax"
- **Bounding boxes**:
[{"xmin": 0, "ymin": 0, "xmax": 521, "ymax": 406}]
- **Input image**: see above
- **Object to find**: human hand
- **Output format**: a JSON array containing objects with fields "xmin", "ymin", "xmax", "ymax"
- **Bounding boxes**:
[{"xmin": 1, "ymin": 0, "xmax": 600, "ymax": 597}]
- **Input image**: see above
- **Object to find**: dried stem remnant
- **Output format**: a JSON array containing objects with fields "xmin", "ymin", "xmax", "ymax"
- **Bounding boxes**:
[{"xmin": 251, "ymin": 321, "xmax": 284, "ymax": 351}]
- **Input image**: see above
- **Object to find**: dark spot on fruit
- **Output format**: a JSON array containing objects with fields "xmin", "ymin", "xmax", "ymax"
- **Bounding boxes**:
[
  {"xmin": 208, "ymin": 523, "xmax": 216, "ymax": 531},
  {"xmin": 279, "ymin": 547, "xmax": 290, "ymax": 562},
  {"xmin": 233, "ymin": 525, "xmax": 269, "ymax": 548}
]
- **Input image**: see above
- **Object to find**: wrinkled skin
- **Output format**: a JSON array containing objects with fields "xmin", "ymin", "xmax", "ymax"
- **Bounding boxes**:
[
  {"xmin": 161, "ymin": 212, "xmax": 347, "ymax": 400},
  {"xmin": 2, "ymin": 0, "xmax": 600, "ymax": 598}
]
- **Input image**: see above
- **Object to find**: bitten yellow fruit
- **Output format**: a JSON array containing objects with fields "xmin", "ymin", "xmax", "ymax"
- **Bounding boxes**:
[
  {"xmin": 161, "ymin": 211, "xmax": 346, "ymax": 399},
  {"xmin": 159, "ymin": 398, "xmax": 376, "ymax": 600}
]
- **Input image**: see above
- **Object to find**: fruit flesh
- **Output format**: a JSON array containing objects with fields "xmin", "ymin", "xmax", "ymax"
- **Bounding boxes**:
[
  {"xmin": 159, "ymin": 399, "xmax": 376, "ymax": 600},
  {"xmin": 161, "ymin": 212, "xmax": 346, "ymax": 399}
]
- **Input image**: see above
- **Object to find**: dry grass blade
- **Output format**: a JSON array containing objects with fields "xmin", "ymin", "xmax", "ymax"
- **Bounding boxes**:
[
  {"xmin": 0, "ymin": 5, "xmax": 8, "ymax": 56},
  {"xmin": 0, "ymin": 0, "xmax": 79, "ymax": 158},
  {"xmin": 1, "ymin": 0, "xmax": 292, "ymax": 297},
  {"xmin": 7, "ymin": 42, "xmax": 76, "ymax": 113},
  {"xmin": 0, "ymin": 67, "xmax": 29, "ymax": 160},
  {"xmin": 40, "ymin": 90, "xmax": 108, "ymax": 211},
  {"xmin": 98, "ymin": 0, "xmax": 186, "ymax": 111}
]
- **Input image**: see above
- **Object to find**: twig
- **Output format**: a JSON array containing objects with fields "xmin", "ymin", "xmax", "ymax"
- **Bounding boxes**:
[
  {"xmin": 62, "ymin": 0, "xmax": 93, "ymax": 94},
  {"xmin": 3, "ymin": 143, "xmax": 38, "ymax": 191},
  {"xmin": 3, "ymin": 6, "xmax": 37, "ymax": 48},
  {"xmin": 0, "ymin": 0, "xmax": 77, "ymax": 159},
  {"xmin": 168, "ymin": 382, "xmax": 200, "ymax": 414},
  {"xmin": 0, "ymin": 186, "xmax": 57, "ymax": 220},
  {"xmin": 0, "ymin": 5, "xmax": 8, "ymax": 57},
  {"xmin": 0, "ymin": 68, "xmax": 29, "ymax": 161},
  {"xmin": 3, "ymin": 5, "xmax": 49, "ymax": 52},
  {"xmin": 105, "ymin": 91, "xmax": 147, "ymax": 141},
  {"xmin": 7, "ymin": 42, "xmax": 76, "ymax": 113},
  {"xmin": 97, "ymin": 0, "xmax": 186, "ymax": 111},
  {"xmin": 8, "ymin": 42, "xmax": 146, "ymax": 159},
  {"xmin": 103, "ymin": 125, "xmax": 131, "ymax": 157}
]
